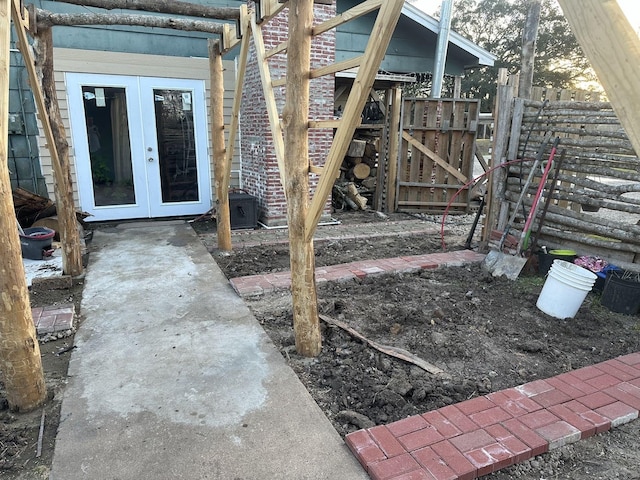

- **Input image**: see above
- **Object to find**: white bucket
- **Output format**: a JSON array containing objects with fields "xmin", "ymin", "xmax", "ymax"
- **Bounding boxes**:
[{"xmin": 536, "ymin": 260, "xmax": 597, "ymax": 319}]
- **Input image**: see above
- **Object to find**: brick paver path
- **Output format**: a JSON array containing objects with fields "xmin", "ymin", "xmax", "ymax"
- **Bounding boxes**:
[
  {"xmin": 231, "ymin": 250, "xmax": 485, "ymax": 297},
  {"xmin": 346, "ymin": 353, "xmax": 640, "ymax": 480}
]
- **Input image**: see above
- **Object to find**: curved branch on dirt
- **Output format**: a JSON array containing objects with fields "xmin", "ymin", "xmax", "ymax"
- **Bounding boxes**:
[{"xmin": 319, "ymin": 314, "xmax": 447, "ymax": 376}]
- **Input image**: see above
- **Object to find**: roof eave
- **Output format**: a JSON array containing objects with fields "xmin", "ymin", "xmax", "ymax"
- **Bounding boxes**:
[{"xmin": 401, "ymin": 3, "xmax": 496, "ymax": 67}]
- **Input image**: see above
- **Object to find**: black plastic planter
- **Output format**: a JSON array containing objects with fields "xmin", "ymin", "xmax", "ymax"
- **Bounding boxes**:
[{"xmin": 601, "ymin": 270, "xmax": 640, "ymax": 315}]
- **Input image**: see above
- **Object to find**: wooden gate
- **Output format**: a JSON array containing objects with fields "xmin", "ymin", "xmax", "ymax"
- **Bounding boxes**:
[{"xmin": 396, "ymin": 98, "xmax": 479, "ymax": 213}]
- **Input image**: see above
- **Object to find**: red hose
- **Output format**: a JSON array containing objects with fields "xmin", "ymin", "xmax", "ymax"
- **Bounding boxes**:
[{"xmin": 440, "ymin": 157, "xmax": 535, "ymax": 250}]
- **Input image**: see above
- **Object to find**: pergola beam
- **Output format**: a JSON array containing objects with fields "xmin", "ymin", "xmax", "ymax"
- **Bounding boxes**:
[
  {"xmin": 33, "ymin": 8, "xmax": 225, "ymax": 34},
  {"xmin": 49, "ymin": 0, "xmax": 241, "ymax": 20}
]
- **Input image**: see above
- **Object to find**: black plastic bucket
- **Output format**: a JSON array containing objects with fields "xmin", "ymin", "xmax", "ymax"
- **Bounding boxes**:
[
  {"xmin": 19, "ymin": 227, "xmax": 55, "ymax": 260},
  {"xmin": 537, "ymin": 250, "xmax": 577, "ymax": 276},
  {"xmin": 601, "ymin": 271, "xmax": 640, "ymax": 315}
]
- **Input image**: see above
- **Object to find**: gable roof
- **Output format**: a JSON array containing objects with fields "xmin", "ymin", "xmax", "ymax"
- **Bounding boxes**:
[{"xmin": 401, "ymin": 2, "xmax": 496, "ymax": 68}]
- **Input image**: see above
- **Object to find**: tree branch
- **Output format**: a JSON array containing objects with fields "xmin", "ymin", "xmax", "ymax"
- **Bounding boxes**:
[
  {"xmin": 47, "ymin": 0, "xmax": 240, "ymax": 20},
  {"xmin": 34, "ymin": 8, "xmax": 225, "ymax": 34}
]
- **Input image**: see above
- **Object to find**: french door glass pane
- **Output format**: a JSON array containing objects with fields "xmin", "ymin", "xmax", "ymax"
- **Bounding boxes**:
[
  {"xmin": 153, "ymin": 89, "xmax": 199, "ymax": 203},
  {"xmin": 82, "ymin": 86, "xmax": 136, "ymax": 206}
]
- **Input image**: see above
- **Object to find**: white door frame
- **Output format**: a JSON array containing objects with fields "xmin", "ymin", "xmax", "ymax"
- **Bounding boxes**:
[{"xmin": 66, "ymin": 73, "xmax": 211, "ymax": 221}]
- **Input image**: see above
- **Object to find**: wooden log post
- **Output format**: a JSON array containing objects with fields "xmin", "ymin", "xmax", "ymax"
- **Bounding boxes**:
[
  {"xmin": 0, "ymin": 0, "xmax": 46, "ymax": 412},
  {"xmin": 557, "ymin": 0, "xmax": 640, "ymax": 159},
  {"xmin": 30, "ymin": 26, "xmax": 83, "ymax": 276},
  {"xmin": 209, "ymin": 39, "xmax": 232, "ymax": 251},
  {"xmin": 386, "ymin": 86, "xmax": 402, "ymax": 212},
  {"xmin": 283, "ymin": 0, "xmax": 321, "ymax": 357},
  {"xmin": 518, "ymin": 0, "xmax": 541, "ymax": 100}
]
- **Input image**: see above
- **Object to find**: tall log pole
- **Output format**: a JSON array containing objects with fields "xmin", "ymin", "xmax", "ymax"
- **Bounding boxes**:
[
  {"xmin": 209, "ymin": 39, "xmax": 232, "ymax": 251},
  {"xmin": 283, "ymin": 0, "xmax": 321, "ymax": 357},
  {"xmin": 556, "ymin": 0, "xmax": 640, "ymax": 158},
  {"xmin": 0, "ymin": 0, "xmax": 46, "ymax": 412},
  {"xmin": 518, "ymin": 0, "xmax": 541, "ymax": 100}
]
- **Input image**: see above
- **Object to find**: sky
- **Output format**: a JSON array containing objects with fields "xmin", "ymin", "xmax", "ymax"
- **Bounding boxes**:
[{"xmin": 411, "ymin": 0, "xmax": 640, "ymax": 29}]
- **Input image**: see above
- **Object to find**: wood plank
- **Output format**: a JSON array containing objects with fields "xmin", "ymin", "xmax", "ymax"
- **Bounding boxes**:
[
  {"xmin": 423, "ymin": 100, "xmax": 439, "ymax": 206},
  {"xmin": 266, "ymin": 40, "xmax": 288, "ymax": 58},
  {"xmin": 309, "ymin": 55, "xmax": 362, "ymax": 79},
  {"xmin": 250, "ymin": 14, "xmax": 287, "ymax": 189},
  {"xmin": 312, "ymin": 0, "xmax": 383, "ymax": 36},
  {"xmin": 223, "ymin": 6, "xmax": 250, "ymax": 192},
  {"xmin": 447, "ymin": 101, "xmax": 466, "ymax": 205},
  {"xmin": 398, "ymin": 201, "xmax": 469, "ymax": 208},
  {"xmin": 408, "ymin": 99, "xmax": 425, "ymax": 206},
  {"xmin": 556, "ymin": 0, "xmax": 640, "ymax": 179}
]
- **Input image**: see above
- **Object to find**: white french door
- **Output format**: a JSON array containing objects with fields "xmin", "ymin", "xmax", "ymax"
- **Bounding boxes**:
[{"xmin": 66, "ymin": 73, "xmax": 211, "ymax": 221}]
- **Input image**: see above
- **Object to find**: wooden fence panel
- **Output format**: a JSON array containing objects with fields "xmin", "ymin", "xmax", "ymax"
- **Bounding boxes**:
[{"xmin": 396, "ymin": 98, "xmax": 479, "ymax": 213}]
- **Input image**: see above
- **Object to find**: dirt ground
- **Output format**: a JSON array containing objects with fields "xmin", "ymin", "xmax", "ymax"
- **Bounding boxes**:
[
  {"xmin": 0, "ymin": 280, "xmax": 82, "ymax": 479},
  {"xmin": 212, "ymin": 211, "xmax": 640, "ymax": 480},
  {"xmin": 2, "ymin": 211, "xmax": 640, "ymax": 479}
]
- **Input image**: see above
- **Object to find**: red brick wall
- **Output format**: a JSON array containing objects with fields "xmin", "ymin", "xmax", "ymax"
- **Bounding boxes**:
[{"xmin": 241, "ymin": 1, "xmax": 336, "ymax": 226}]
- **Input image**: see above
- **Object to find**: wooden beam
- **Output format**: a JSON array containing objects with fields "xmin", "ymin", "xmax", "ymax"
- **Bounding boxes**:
[
  {"xmin": 305, "ymin": 0, "xmax": 405, "ymax": 241},
  {"xmin": 283, "ymin": 0, "xmax": 321, "ymax": 357},
  {"xmin": 309, "ymin": 119, "xmax": 352, "ymax": 129},
  {"xmin": 0, "ymin": 0, "xmax": 46, "ymax": 413},
  {"xmin": 312, "ymin": 0, "xmax": 383, "ymax": 36},
  {"xmin": 309, "ymin": 55, "xmax": 363, "ymax": 79},
  {"xmin": 250, "ymin": 14, "xmax": 287, "ymax": 190},
  {"xmin": 258, "ymin": 0, "xmax": 287, "ymax": 23},
  {"xmin": 266, "ymin": 40, "xmax": 288, "ymax": 59},
  {"xmin": 16, "ymin": 5, "xmax": 83, "ymax": 276},
  {"xmin": 271, "ymin": 77, "xmax": 286, "ymax": 88},
  {"xmin": 209, "ymin": 40, "xmax": 231, "ymax": 251},
  {"xmin": 50, "ymin": 0, "xmax": 241, "ymax": 20},
  {"xmin": 556, "ymin": 0, "xmax": 640, "ymax": 159},
  {"xmin": 220, "ymin": 5, "xmax": 251, "ymax": 198},
  {"xmin": 34, "ymin": 8, "xmax": 225, "ymax": 34}
]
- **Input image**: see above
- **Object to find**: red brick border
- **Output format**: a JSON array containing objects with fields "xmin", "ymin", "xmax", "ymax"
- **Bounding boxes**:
[
  {"xmin": 230, "ymin": 250, "xmax": 486, "ymax": 297},
  {"xmin": 346, "ymin": 353, "xmax": 640, "ymax": 480}
]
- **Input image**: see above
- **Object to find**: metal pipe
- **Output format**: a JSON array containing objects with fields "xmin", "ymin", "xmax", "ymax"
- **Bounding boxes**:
[{"xmin": 432, "ymin": 0, "xmax": 453, "ymax": 98}]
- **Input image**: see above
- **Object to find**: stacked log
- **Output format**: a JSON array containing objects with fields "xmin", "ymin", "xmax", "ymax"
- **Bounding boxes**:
[{"xmin": 333, "ymin": 137, "xmax": 379, "ymax": 210}]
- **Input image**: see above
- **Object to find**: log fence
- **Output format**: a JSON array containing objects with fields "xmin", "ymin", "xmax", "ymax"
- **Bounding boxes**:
[{"xmin": 489, "ymin": 87, "xmax": 640, "ymax": 268}]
